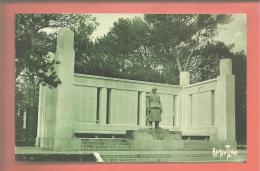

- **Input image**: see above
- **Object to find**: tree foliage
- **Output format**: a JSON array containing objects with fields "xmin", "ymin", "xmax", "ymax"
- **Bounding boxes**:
[
  {"xmin": 15, "ymin": 14, "xmax": 98, "ymax": 88},
  {"xmin": 84, "ymin": 14, "xmax": 233, "ymax": 84}
]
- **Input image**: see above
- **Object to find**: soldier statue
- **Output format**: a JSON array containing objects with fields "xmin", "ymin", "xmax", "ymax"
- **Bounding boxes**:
[{"xmin": 146, "ymin": 88, "xmax": 163, "ymax": 129}]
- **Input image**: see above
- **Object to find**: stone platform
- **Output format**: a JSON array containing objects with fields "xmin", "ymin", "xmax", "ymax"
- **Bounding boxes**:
[
  {"xmin": 16, "ymin": 128, "xmax": 242, "ymax": 162},
  {"xmin": 79, "ymin": 128, "xmax": 236, "ymax": 151}
]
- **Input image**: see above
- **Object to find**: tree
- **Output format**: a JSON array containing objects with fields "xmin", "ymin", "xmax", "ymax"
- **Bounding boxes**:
[
  {"xmin": 232, "ymin": 51, "xmax": 246, "ymax": 145},
  {"xmin": 189, "ymin": 41, "xmax": 234, "ymax": 83},
  {"xmin": 144, "ymin": 14, "xmax": 232, "ymax": 74},
  {"xmin": 89, "ymin": 17, "xmax": 161, "ymax": 82},
  {"xmin": 90, "ymin": 14, "xmax": 232, "ymax": 84}
]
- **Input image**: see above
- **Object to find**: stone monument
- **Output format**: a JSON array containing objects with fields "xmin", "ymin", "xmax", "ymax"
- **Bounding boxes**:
[{"xmin": 36, "ymin": 28, "xmax": 236, "ymax": 152}]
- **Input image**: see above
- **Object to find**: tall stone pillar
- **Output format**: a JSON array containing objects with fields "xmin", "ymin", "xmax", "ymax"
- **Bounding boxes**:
[
  {"xmin": 53, "ymin": 28, "xmax": 75, "ymax": 150},
  {"xmin": 35, "ymin": 85, "xmax": 43, "ymax": 147},
  {"xmin": 99, "ymin": 88, "xmax": 107, "ymax": 124},
  {"xmin": 215, "ymin": 58, "xmax": 235, "ymax": 141},
  {"xmin": 139, "ymin": 92, "xmax": 147, "ymax": 126},
  {"xmin": 178, "ymin": 72, "xmax": 190, "ymax": 131},
  {"xmin": 36, "ymin": 84, "xmax": 51, "ymax": 148}
]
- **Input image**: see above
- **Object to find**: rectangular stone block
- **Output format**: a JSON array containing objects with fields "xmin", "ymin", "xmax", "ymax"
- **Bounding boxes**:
[
  {"xmin": 99, "ymin": 88, "xmax": 107, "ymax": 124},
  {"xmin": 160, "ymin": 94, "xmax": 174, "ymax": 127},
  {"xmin": 191, "ymin": 91, "xmax": 213, "ymax": 126},
  {"xmin": 138, "ymin": 92, "xmax": 147, "ymax": 126},
  {"xmin": 73, "ymin": 85, "xmax": 97, "ymax": 123},
  {"xmin": 126, "ymin": 129, "xmax": 183, "ymax": 150},
  {"xmin": 110, "ymin": 89, "xmax": 138, "ymax": 125},
  {"xmin": 215, "ymin": 74, "xmax": 235, "ymax": 141}
]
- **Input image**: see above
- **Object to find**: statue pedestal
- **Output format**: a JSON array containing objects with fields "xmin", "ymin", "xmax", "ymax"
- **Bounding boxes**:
[{"xmin": 126, "ymin": 128, "xmax": 183, "ymax": 151}]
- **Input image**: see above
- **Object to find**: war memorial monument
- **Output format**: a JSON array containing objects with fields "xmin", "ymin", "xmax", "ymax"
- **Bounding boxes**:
[{"xmin": 16, "ymin": 28, "xmax": 246, "ymax": 163}]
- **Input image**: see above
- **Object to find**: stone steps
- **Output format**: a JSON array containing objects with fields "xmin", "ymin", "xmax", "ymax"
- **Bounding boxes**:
[
  {"xmin": 82, "ymin": 147, "xmax": 132, "ymax": 151},
  {"xmin": 99, "ymin": 150, "xmax": 246, "ymax": 157},
  {"xmin": 81, "ymin": 138, "xmax": 132, "ymax": 151},
  {"xmin": 100, "ymin": 150, "xmax": 246, "ymax": 162},
  {"xmin": 81, "ymin": 138, "xmax": 129, "ymax": 144},
  {"xmin": 15, "ymin": 147, "xmax": 246, "ymax": 163},
  {"xmin": 80, "ymin": 138, "xmax": 215, "ymax": 151},
  {"xmin": 183, "ymin": 140, "xmax": 212, "ymax": 150},
  {"xmin": 102, "ymin": 156, "xmax": 246, "ymax": 162}
]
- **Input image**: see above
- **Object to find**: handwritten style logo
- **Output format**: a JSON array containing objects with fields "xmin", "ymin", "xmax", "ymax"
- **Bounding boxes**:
[{"xmin": 212, "ymin": 145, "xmax": 238, "ymax": 160}]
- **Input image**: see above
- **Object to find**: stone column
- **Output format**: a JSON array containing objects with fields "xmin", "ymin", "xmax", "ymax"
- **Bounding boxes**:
[
  {"xmin": 183, "ymin": 94, "xmax": 192, "ymax": 130},
  {"xmin": 53, "ymin": 28, "xmax": 75, "ymax": 150},
  {"xmin": 36, "ymin": 85, "xmax": 43, "ymax": 147},
  {"xmin": 36, "ymin": 85, "xmax": 44, "ymax": 147},
  {"xmin": 36, "ymin": 51, "xmax": 59, "ymax": 149},
  {"xmin": 178, "ymin": 72, "xmax": 190, "ymax": 131},
  {"xmin": 139, "ymin": 92, "xmax": 147, "ymax": 127},
  {"xmin": 180, "ymin": 72, "xmax": 190, "ymax": 86},
  {"xmin": 99, "ymin": 87, "xmax": 107, "ymax": 124},
  {"xmin": 36, "ymin": 84, "xmax": 49, "ymax": 148},
  {"xmin": 215, "ymin": 58, "xmax": 235, "ymax": 141}
]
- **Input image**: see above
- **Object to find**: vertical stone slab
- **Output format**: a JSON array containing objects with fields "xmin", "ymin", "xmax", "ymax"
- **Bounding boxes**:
[
  {"xmin": 45, "ymin": 87, "xmax": 57, "ymax": 149},
  {"xmin": 173, "ymin": 95, "xmax": 178, "ymax": 127},
  {"xmin": 53, "ymin": 28, "xmax": 75, "ymax": 150},
  {"xmin": 160, "ymin": 94, "xmax": 174, "ymax": 127},
  {"xmin": 72, "ymin": 85, "xmax": 97, "ymax": 124},
  {"xmin": 215, "ymin": 59, "xmax": 235, "ymax": 141},
  {"xmin": 179, "ymin": 72, "xmax": 190, "ymax": 131},
  {"xmin": 138, "ymin": 92, "xmax": 147, "ymax": 126},
  {"xmin": 72, "ymin": 86, "xmax": 81, "ymax": 122},
  {"xmin": 110, "ymin": 89, "xmax": 138, "ymax": 125},
  {"xmin": 36, "ymin": 52, "xmax": 58, "ymax": 149},
  {"xmin": 192, "ymin": 92, "xmax": 212, "ymax": 126},
  {"xmin": 175, "ymin": 95, "xmax": 181, "ymax": 129},
  {"xmin": 40, "ymin": 86, "xmax": 48, "ymax": 148},
  {"xmin": 99, "ymin": 88, "xmax": 107, "ymax": 124},
  {"xmin": 36, "ymin": 84, "xmax": 44, "ymax": 147},
  {"xmin": 79, "ymin": 86, "xmax": 97, "ymax": 123},
  {"xmin": 36, "ymin": 84, "xmax": 51, "ymax": 148},
  {"xmin": 183, "ymin": 94, "xmax": 192, "ymax": 130}
]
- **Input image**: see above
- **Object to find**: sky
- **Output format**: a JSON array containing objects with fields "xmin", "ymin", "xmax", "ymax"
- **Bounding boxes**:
[{"xmin": 91, "ymin": 14, "xmax": 246, "ymax": 53}]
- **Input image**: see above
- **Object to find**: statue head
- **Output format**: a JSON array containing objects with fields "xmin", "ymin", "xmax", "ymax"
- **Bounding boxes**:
[{"xmin": 152, "ymin": 87, "xmax": 157, "ymax": 94}]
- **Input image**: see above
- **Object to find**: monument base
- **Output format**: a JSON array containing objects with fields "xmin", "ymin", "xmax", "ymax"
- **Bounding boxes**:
[
  {"xmin": 36, "ymin": 128, "xmax": 237, "ymax": 151},
  {"xmin": 126, "ymin": 128, "xmax": 183, "ymax": 151},
  {"xmin": 35, "ymin": 137, "xmax": 54, "ymax": 150}
]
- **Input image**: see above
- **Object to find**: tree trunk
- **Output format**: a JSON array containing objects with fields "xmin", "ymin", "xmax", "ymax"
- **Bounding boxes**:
[
  {"xmin": 176, "ymin": 55, "xmax": 182, "ymax": 72},
  {"xmin": 183, "ymin": 49, "xmax": 195, "ymax": 71}
]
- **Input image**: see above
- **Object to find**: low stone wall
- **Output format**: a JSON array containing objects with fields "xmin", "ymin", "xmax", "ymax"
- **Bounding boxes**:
[
  {"xmin": 180, "ymin": 59, "xmax": 235, "ymax": 143},
  {"xmin": 182, "ymin": 78, "xmax": 218, "ymax": 136},
  {"xmin": 72, "ymin": 74, "xmax": 181, "ymax": 131}
]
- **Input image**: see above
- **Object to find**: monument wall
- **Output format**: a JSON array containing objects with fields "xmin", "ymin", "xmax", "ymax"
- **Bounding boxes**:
[
  {"xmin": 36, "ymin": 28, "xmax": 236, "ymax": 150},
  {"xmin": 72, "ymin": 74, "xmax": 181, "ymax": 133}
]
